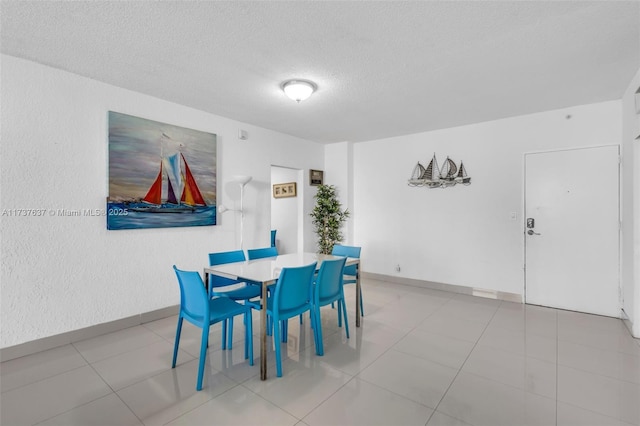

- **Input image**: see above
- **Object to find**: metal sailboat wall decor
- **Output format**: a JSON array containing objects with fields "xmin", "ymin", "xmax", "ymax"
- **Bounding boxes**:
[{"xmin": 407, "ymin": 154, "xmax": 471, "ymax": 188}]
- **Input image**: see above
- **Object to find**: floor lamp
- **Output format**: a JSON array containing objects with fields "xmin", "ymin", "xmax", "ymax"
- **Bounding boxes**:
[{"xmin": 218, "ymin": 175, "xmax": 252, "ymax": 250}]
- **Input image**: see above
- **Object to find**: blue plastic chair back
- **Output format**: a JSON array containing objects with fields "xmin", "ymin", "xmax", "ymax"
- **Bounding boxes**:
[
  {"xmin": 173, "ymin": 266, "xmax": 208, "ymax": 323},
  {"xmin": 208, "ymin": 250, "xmax": 246, "ymax": 293},
  {"xmin": 247, "ymin": 246, "xmax": 278, "ymax": 260},
  {"xmin": 270, "ymin": 230, "xmax": 277, "ymax": 247},
  {"xmin": 312, "ymin": 257, "xmax": 349, "ymax": 356},
  {"xmin": 332, "ymin": 244, "xmax": 361, "ymax": 276},
  {"xmin": 210, "ymin": 249, "xmax": 245, "ymax": 265},
  {"xmin": 268, "ymin": 262, "xmax": 317, "ymax": 376},
  {"xmin": 315, "ymin": 257, "xmax": 347, "ymax": 304},
  {"xmin": 273, "ymin": 263, "xmax": 316, "ymax": 318}
]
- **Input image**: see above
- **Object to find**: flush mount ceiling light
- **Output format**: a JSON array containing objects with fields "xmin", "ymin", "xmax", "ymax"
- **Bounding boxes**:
[{"xmin": 282, "ymin": 79, "xmax": 317, "ymax": 103}]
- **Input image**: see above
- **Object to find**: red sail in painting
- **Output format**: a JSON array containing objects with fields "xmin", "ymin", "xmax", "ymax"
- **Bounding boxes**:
[
  {"xmin": 180, "ymin": 153, "xmax": 206, "ymax": 206},
  {"xmin": 142, "ymin": 163, "xmax": 163, "ymax": 204},
  {"xmin": 138, "ymin": 152, "xmax": 205, "ymax": 210}
]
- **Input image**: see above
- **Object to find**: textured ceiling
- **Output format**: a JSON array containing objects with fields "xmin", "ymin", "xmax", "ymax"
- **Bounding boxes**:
[{"xmin": 1, "ymin": 1, "xmax": 639, "ymax": 143}]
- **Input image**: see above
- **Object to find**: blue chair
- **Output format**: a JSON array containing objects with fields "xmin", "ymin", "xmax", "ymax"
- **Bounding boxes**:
[
  {"xmin": 247, "ymin": 246, "xmax": 278, "ymax": 260},
  {"xmin": 331, "ymin": 244, "xmax": 363, "ymax": 315},
  {"xmin": 266, "ymin": 262, "xmax": 319, "ymax": 377},
  {"xmin": 270, "ymin": 229, "xmax": 277, "ymax": 248},
  {"xmin": 312, "ymin": 257, "xmax": 349, "ymax": 356},
  {"xmin": 172, "ymin": 266, "xmax": 253, "ymax": 391},
  {"xmin": 209, "ymin": 250, "xmax": 261, "ymax": 350}
]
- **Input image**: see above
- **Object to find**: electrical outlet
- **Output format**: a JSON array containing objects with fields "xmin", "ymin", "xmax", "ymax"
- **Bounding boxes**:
[
  {"xmin": 395, "ymin": 264, "xmax": 401, "ymax": 272},
  {"xmin": 510, "ymin": 212, "xmax": 517, "ymax": 221}
]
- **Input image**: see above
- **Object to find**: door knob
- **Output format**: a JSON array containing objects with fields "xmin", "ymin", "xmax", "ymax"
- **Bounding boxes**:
[{"xmin": 527, "ymin": 229, "xmax": 541, "ymax": 236}]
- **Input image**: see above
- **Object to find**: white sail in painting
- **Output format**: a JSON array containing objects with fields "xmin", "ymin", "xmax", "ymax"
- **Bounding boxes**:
[{"xmin": 163, "ymin": 153, "xmax": 182, "ymax": 202}]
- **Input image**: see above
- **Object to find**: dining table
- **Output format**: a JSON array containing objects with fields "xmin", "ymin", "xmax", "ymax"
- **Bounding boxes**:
[{"xmin": 204, "ymin": 252, "xmax": 361, "ymax": 380}]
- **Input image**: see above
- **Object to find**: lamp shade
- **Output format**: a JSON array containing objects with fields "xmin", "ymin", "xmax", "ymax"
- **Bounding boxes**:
[
  {"xmin": 282, "ymin": 80, "xmax": 316, "ymax": 102},
  {"xmin": 232, "ymin": 175, "xmax": 253, "ymax": 186}
]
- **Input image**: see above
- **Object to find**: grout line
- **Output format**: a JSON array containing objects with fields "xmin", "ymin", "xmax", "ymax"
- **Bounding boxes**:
[
  {"xmin": 425, "ymin": 299, "xmax": 503, "ymax": 426},
  {"xmin": 352, "ymin": 292, "xmax": 458, "ymax": 425},
  {"xmin": 288, "ymin": 286, "xmax": 448, "ymax": 424},
  {"xmin": 163, "ymin": 382, "xmax": 244, "ymax": 425},
  {"xmin": 0, "ymin": 345, "xmax": 89, "ymax": 395}
]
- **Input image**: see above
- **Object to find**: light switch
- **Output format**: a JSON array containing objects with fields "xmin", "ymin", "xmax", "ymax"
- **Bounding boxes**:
[{"xmin": 510, "ymin": 212, "xmax": 517, "ymax": 221}]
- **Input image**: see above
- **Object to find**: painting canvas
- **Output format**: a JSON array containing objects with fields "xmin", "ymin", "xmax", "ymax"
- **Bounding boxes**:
[{"xmin": 107, "ymin": 111, "xmax": 217, "ymax": 230}]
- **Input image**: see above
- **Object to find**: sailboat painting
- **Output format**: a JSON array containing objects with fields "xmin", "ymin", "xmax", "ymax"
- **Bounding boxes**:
[{"xmin": 107, "ymin": 112, "xmax": 217, "ymax": 230}]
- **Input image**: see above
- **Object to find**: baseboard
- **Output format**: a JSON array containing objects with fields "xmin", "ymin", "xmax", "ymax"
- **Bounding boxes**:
[
  {"xmin": 362, "ymin": 272, "xmax": 523, "ymax": 303},
  {"xmin": 0, "ymin": 305, "xmax": 179, "ymax": 362},
  {"xmin": 621, "ymin": 308, "xmax": 638, "ymax": 338}
]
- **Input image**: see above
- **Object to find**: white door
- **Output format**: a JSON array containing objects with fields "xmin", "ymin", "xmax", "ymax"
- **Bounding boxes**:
[{"xmin": 525, "ymin": 146, "xmax": 620, "ymax": 317}]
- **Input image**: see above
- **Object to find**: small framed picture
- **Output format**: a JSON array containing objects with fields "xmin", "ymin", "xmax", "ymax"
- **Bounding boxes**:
[
  {"xmin": 273, "ymin": 182, "xmax": 297, "ymax": 198},
  {"xmin": 309, "ymin": 169, "xmax": 324, "ymax": 186}
]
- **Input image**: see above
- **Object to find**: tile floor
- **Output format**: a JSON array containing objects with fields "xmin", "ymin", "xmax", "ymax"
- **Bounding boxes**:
[{"xmin": 2, "ymin": 278, "xmax": 640, "ymax": 426}]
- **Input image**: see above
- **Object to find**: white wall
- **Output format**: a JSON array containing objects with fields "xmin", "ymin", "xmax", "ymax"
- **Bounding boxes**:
[
  {"xmin": 354, "ymin": 101, "xmax": 622, "ymax": 298},
  {"xmin": 3, "ymin": 54, "xmax": 637, "ymax": 349},
  {"xmin": 0, "ymin": 55, "xmax": 324, "ymax": 348},
  {"xmin": 621, "ymin": 66, "xmax": 640, "ymax": 337},
  {"xmin": 270, "ymin": 166, "xmax": 302, "ymax": 254},
  {"xmin": 324, "ymin": 142, "xmax": 355, "ymax": 244}
]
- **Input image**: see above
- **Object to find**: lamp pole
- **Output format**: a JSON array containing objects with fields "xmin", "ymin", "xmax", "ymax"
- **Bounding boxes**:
[
  {"xmin": 233, "ymin": 175, "xmax": 252, "ymax": 250},
  {"xmin": 239, "ymin": 181, "xmax": 246, "ymax": 250},
  {"xmin": 218, "ymin": 176, "xmax": 252, "ymax": 250}
]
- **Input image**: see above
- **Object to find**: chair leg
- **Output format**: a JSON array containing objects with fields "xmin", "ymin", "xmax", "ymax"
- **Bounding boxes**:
[
  {"xmin": 309, "ymin": 304, "xmax": 316, "ymax": 330},
  {"xmin": 341, "ymin": 298, "xmax": 350, "ymax": 339},
  {"xmin": 221, "ymin": 319, "xmax": 227, "ymax": 350},
  {"xmin": 197, "ymin": 325, "xmax": 210, "ymax": 391},
  {"xmin": 172, "ymin": 316, "xmax": 183, "ymax": 368},
  {"xmin": 228, "ymin": 316, "xmax": 234, "ymax": 350},
  {"xmin": 310, "ymin": 307, "xmax": 319, "ymax": 350},
  {"xmin": 273, "ymin": 316, "xmax": 283, "ymax": 377},
  {"xmin": 337, "ymin": 300, "xmax": 342, "ymax": 328},
  {"xmin": 313, "ymin": 308, "xmax": 324, "ymax": 356},
  {"xmin": 243, "ymin": 301, "xmax": 247, "ymax": 325},
  {"xmin": 243, "ymin": 313, "xmax": 248, "ymax": 360},
  {"xmin": 359, "ymin": 286, "xmax": 364, "ymax": 316},
  {"xmin": 281, "ymin": 319, "xmax": 288, "ymax": 343},
  {"xmin": 245, "ymin": 310, "xmax": 254, "ymax": 365}
]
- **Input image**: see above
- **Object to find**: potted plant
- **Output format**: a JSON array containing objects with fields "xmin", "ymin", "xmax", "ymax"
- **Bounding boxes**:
[{"xmin": 310, "ymin": 184, "xmax": 350, "ymax": 254}]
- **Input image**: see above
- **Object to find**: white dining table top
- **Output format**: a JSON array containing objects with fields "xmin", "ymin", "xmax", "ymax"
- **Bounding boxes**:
[{"xmin": 204, "ymin": 252, "xmax": 359, "ymax": 285}]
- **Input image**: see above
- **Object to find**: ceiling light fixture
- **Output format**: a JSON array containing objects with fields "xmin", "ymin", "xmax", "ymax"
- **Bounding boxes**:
[{"xmin": 282, "ymin": 80, "xmax": 316, "ymax": 103}]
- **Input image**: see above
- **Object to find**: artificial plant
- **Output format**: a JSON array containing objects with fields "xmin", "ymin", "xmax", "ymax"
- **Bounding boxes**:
[{"xmin": 310, "ymin": 184, "xmax": 350, "ymax": 254}]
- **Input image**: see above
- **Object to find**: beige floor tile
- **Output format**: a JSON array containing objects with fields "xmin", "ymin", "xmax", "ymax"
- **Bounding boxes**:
[
  {"xmin": 0, "ymin": 344, "xmax": 87, "ymax": 393},
  {"xmin": 303, "ymin": 377, "xmax": 433, "ymax": 426}
]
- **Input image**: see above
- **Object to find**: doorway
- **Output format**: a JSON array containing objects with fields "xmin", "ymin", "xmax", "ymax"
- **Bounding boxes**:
[{"xmin": 524, "ymin": 146, "xmax": 620, "ymax": 317}]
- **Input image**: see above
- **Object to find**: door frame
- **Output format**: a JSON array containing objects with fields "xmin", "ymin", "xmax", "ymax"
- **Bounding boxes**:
[{"xmin": 522, "ymin": 144, "xmax": 622, "ymax": 311}]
